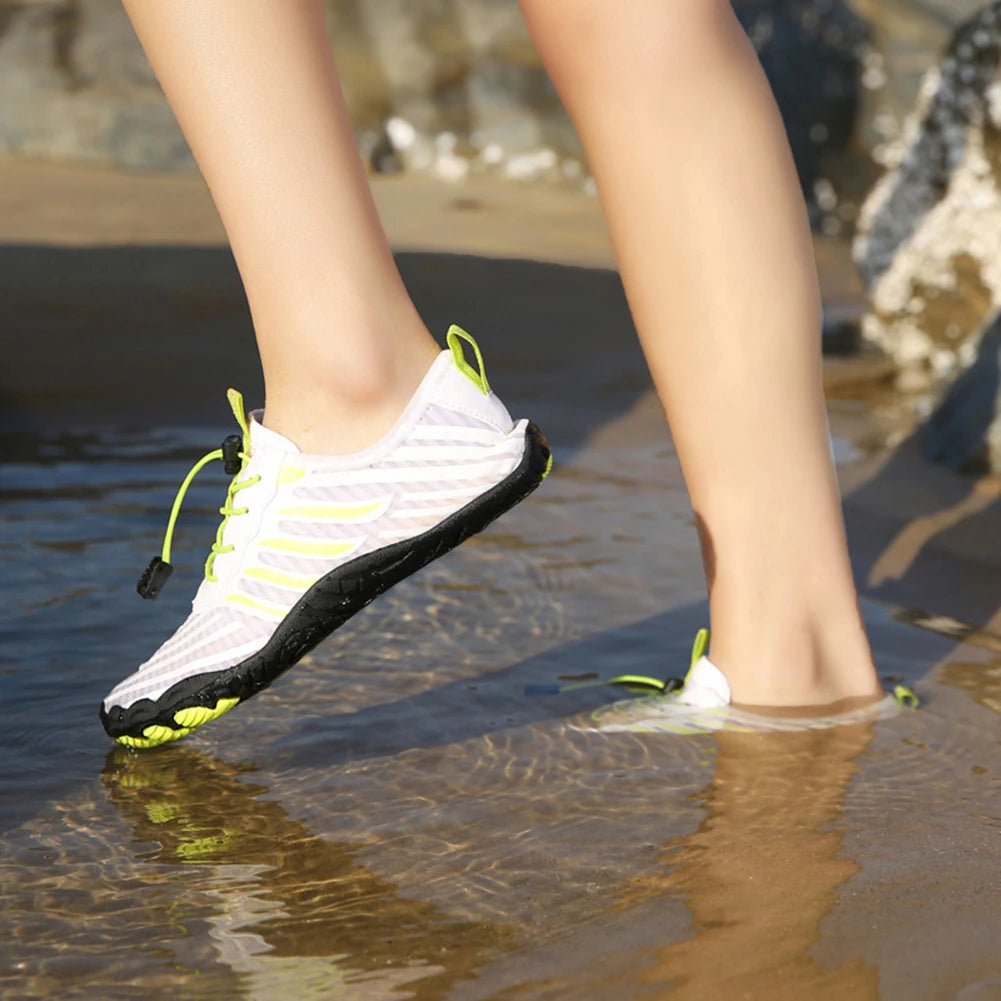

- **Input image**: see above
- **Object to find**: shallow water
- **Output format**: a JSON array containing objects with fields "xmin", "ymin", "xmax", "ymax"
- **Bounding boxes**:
[{"xmin": 2, "ymin": 370, "xmax": 1001, "ymax": 1000}]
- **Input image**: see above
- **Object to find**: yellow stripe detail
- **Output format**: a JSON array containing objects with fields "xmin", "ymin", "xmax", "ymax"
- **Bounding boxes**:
[
  {"xmin": 146, "ymin": 803, "xmax": 180, "ymax": 824},
  {"xmin": 224, "ymin": 593, "xmax": 287, "ymax": 617},
  {"xmin": 176, "ymin": 835, "xmax": 234, "ymax": 859},
  {"xmin": 244, "ymin": 566, "xmax": 321, "ymax": 589},
  {"xmin": 276, "ymin": 501, "xmax": 383, "ymax": 520},
  {"xmin": 258, "ymin": 537, "xmax": 357, "ymax": 556},
  {"xmin": 279, "ymin": 466, "xmax": 305, "ymax": 484}
]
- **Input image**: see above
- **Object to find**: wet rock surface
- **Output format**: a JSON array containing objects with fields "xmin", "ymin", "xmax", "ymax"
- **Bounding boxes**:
[{"xmin": 853, "ymin": 2, "xmax": 1001, "ymax": 471}]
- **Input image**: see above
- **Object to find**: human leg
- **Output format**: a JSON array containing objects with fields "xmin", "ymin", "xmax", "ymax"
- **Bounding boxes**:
[
  {"xmin": 101, "ymin": 1, "xmax": 552, "ymax": 746},
  {"xmin": 121, "ymin": 0, "xmax": 438, "ymax": 454},
  {"xmin": 520, "ymin": 0, "xmax": 878, "ymax": 705}
]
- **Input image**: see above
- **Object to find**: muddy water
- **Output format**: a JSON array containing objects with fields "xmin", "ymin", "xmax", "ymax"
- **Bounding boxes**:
[{"xmin": 2, "ymin": 257, "xmax": 1001, "ymax": 999}]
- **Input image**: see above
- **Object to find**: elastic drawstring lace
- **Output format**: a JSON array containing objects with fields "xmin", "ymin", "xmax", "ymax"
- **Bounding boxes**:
[
  {"xmin": 523, "ymin": 629, "xmax": 707, "ymax": 696},
  {"xmin": 137, "ymin": 434, "xmax": 260, "ymax": 600}
]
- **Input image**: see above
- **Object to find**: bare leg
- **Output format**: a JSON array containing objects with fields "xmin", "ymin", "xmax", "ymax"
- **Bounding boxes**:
[
  {"xmin": 121, "ymin": 0, "xmax": 439, "ymax": 454},
  {"xmin": 520, "ymin": 0, "xmax": 879, "ymax": 704},
  {"xmin": 103, "ymin": 0, "xmax": 554, "ymax": 749}
]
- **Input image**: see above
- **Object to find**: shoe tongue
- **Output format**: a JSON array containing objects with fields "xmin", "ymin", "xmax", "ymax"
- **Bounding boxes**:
[
  {"xmin": 248, "ymin": 413, "xmax": 301, "ymax": 454},
  {"xmin": 679, "ymin": 656, "xmax": 732, "ymax": 708}
]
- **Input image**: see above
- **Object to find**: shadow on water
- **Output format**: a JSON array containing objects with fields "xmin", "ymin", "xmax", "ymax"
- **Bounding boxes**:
[
  {"xmin": 844, "ymin": 434, "xmax": 1001, "ymax": 630},
  {"xmin": 265, "ymin": 601, "xmax": 942, "ymax": 772}
]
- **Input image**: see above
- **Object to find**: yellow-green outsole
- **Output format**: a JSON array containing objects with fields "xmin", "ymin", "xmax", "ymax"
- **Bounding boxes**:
[{"xmin": 116, "ymin": 697, "xmax": 241, "ymax": 749}]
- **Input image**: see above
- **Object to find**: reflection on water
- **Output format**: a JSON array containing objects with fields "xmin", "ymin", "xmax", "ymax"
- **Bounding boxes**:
[
  {"xmin": 102, "ymin": 748, "xmax": 515, "ymax": 1001},
  {"xmin": 635, "ymin": 726, "xmax": 879, "ymax": 1000},
  {"xmin": 940, "ymin": 657, "xmax": 1001, "ymax": 717},
  {"xmin": 2, "ymin": 408, "xmax": 1001, "ymax": 1000},
  {"xmin": 488, "ymin": 726, "xmax": 880, "ymax": 1001}
]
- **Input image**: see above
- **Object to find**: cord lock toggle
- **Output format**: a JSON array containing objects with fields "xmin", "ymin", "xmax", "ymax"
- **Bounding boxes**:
[
  {"xmin": 221, "ymin": 434, "xmax": 243, "ymax": 475},
  {"xmin": 137, "ymin": 556, "xmax": 173, "ymax": 600}
]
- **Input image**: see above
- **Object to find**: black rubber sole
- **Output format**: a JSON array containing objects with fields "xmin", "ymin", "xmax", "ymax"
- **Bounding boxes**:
[{"xmin": 101, "ymin": 423, "xmax": 552, "ymax": 744}]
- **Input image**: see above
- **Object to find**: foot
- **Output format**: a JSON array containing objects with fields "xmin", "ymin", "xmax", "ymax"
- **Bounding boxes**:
[
  {"xmin": 101, "ymin": 326, "xmax": 552, "ymax": 748},
  {"xmin": 587, "ymin": 630, "xmax": 917, "ymax": 735}
]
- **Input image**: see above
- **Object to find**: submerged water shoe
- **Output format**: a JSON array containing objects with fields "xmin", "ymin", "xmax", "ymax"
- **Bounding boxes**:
[
  {"xmin": 587, "ymin": 629, "xmax": 919, "ymax": 735},
  {"xmin": 101, "ymin": 327, "xmax": 552, "ymax": 748}
]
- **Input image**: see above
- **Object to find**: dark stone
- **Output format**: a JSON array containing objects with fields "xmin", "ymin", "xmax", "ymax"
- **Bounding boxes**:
[
  {"xmin": 822, "ymin": 317, "xmax": 862, "ymax": 356},
  {"xmin": 734, "ymin": 0, "xmax": 868, "ymax": 220}
]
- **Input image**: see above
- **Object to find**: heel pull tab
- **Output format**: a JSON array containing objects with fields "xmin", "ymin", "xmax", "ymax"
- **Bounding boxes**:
[
  {"xmin": 689, "ymin": 628, "xmax": 710, "ymax": 675},
  {"xmin": 446, "ymin": 325, "xmax": 491, "ymax": 396},
  {"xmin": 226, "ymin": 388, "xmax": 250, "ymax": 441}
]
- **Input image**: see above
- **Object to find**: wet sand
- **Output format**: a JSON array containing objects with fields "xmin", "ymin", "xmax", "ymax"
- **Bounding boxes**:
[
  {"xmin": 0, "ymin": 156, "xmax": 891, "ymax": 431},
  {"xmin": 1, "ymin": 158, "xmax": 999, "ymax": 1001}
]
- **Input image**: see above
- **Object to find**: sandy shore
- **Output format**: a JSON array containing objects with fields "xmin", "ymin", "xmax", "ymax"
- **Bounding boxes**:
[
  {"xmin": 0, "ymin": 157, "xmax": 615, "ymax": 264},
  {"xmin": 0, "ymin": 154, "xmax": 873, "ymax": 298},
  {"xmin": 0, "ymin": 156, "xmax": 891, "ymax": 420},
  {"xmin": 1, "ymin": 154, "xmax": 997, "ymax": 631}
]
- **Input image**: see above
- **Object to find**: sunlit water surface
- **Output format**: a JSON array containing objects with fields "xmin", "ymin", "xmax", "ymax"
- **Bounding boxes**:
[{"xmin": 2, "ymin": 401, "xmax": 1000, "ymax": 1001}]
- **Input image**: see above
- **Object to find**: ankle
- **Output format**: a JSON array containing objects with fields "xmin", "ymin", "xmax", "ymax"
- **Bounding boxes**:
[
  {"xmin": 707, "ymin": 586, "xmax": 879, "ymax": 707},
  {"xmin": 262, "ymin": 327, "xmax": 439, "ymax": 454}
]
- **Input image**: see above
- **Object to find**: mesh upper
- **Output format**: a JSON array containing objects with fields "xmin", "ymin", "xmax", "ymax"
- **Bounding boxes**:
[{"xmin": 104, "ymin": 354, "xmax": 527, "ymax": 711}]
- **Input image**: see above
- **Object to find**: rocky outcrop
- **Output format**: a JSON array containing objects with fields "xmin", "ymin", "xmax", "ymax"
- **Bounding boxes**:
[
  {"xmin": 0, "ymin": 0, "xmax": 576, "ymax": 177},
  {"xmin": 0, "ymin": 0, "xmax": 978, "ymax": 205},
  {"xmin": 853, "ymin": 3, "xmax": 1001, "ymax": 471},
  {"xmin": 0, "ymin": 0, "xmax": 194, "ymax": 169}
]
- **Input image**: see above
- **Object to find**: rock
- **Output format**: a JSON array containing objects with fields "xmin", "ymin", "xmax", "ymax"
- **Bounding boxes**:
[
  {"xmin": 734, "ymin": 0, "xmax": 870, "ymax": 222},
  {"xmin": 846, "ymin": 0, "xmax": 988, "ymax": 157},
  {"xmin": 0, "ymin": 0, "xmax": 195, "ymax": 169},
  {"xmin": 853, "ymin": 2, "xmax": 1001, "ymax": 471},
  {"xmin": 0, "ymin": 0, "xmax": 975, "ymax": 203}
]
